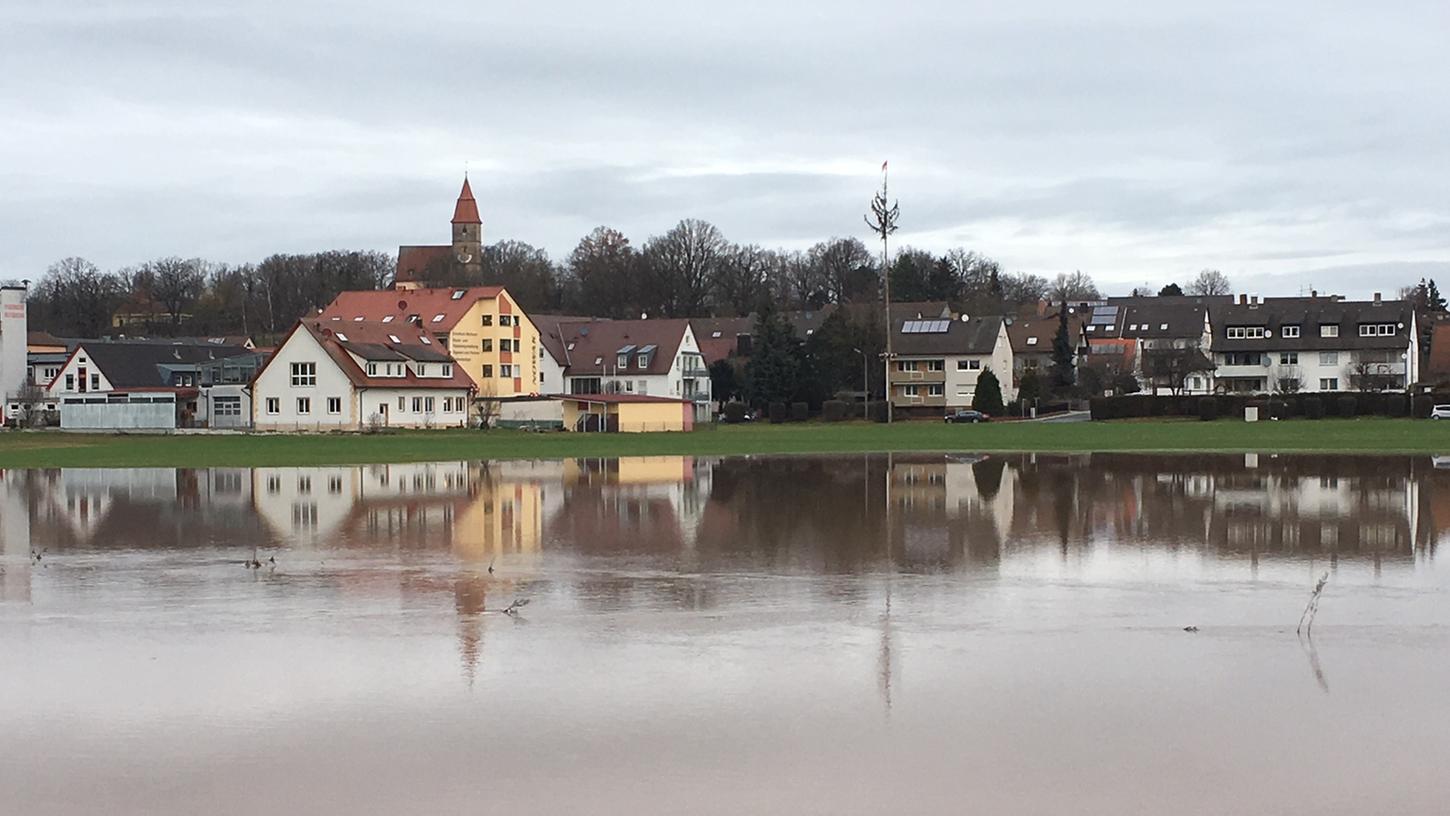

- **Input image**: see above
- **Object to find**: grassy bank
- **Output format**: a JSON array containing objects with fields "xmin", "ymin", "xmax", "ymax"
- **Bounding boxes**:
[{"xmin": 2, "ymin": 418, "xmax": 1449, "ymax": 468}]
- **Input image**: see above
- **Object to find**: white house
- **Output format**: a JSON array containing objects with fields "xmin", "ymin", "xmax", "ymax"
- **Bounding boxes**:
[
  {"xmin": 549, "ymin": 318, "xmax": 712, "ymax": 422},
  {"xmin": 888, "ymin": 315, "xmax": 1015, "ymax": 413},
  {"xmin": 251, "ymin": 321, "xmax": 477, "ymax": 431}
]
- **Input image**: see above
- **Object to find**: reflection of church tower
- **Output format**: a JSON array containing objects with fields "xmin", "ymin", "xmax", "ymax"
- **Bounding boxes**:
[{"xmin": 451, "ymin": 177, "xmax": 483, "ymax": 281}]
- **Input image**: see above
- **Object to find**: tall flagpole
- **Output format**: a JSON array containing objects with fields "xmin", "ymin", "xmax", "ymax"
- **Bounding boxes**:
[{"xmin": 866, "ymin": 161, "xmax": 900, "ymax": 424}]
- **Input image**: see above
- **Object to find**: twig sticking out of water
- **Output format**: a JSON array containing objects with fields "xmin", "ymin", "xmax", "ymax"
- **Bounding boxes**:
[
  {"xmin": 1297, "ymin": 572, "xmax": 1329, "ymax": 636},
  {"xmin": 497, "ymin": 598, "xmax": 529, "ymax": 616}
]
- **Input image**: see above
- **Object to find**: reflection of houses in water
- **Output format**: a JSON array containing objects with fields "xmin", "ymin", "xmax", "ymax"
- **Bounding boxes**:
[
  {"xmin": 889, "ymin": 454, "xmax": 1017, "ymax": 567},
  {"xmin": 548, "ymin": 457, "xmax": 702, "ymax": 556}
]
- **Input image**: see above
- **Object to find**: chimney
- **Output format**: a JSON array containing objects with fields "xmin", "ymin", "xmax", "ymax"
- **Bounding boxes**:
[
  {"xmin": 1311, "ymin": 289, "xmax": 1318, "ymax": 298},
  {"xmin": 1373, "ymin": 292, "xmax": 1382, "ymax": 304},
  {"xmin": 1239, "ymin": 294, "xmax": 1248, "ymax": 305}
]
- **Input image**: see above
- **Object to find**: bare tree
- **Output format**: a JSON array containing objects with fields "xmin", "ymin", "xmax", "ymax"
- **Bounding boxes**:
[
  {"xmin": 565, "ymin": 226, "xmax": 639, "ymax": 318},
  {"xmin": 482, "ymin": 240, "xmax": 559, "ymax": 313},
  {"xmin": 32, "ymin": 257, "xmax": 126, "ymax": 337},
  {"xmin": 1051, "ymin": 270, "xmax": 1101, "ymax": 302},
  {"xmin": 714, "ymin": 244, "xmax": 772, "ymax": 316},
  {"xmin": 641, "ymin": 218, "xmax": 728, "ymax": 317},
  {"xmin": 777, "ymin": 249, "xmax": 828, "ymax": 309},
  {"xmin": 143, "ymin": 256, "xmax": 205, "ymax": 328},
  {"xmin": 1141, "ymin": 347, "xmax": 1216, "ymax": 395},
  {"xmin": 808, "ymin": 237, "xmax": 878, "ymax": 304},
  {"xmin": 1188, "ymin": 268, "xmax": 1232, "ymax": 297},
  {"xmin": 1001, "ymin": 272, "xmax": 1049, "ymax": 306}
]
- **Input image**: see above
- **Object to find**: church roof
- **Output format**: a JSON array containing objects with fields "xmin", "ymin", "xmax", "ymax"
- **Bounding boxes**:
[{"xmin": 451, "ymin": 177, "xmax": 481, "ymax": 225}]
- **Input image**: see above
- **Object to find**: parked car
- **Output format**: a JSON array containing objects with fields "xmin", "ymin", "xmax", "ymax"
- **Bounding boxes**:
[
  {"xmin": 945, "ymin": 409, "xmax": 990, "ymax": 424},
  {"xmin": 1432, "ymin": 405, "xmax": 1450, "ymax": 420}
]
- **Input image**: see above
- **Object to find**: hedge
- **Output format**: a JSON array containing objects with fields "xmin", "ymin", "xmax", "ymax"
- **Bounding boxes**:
[
  {"xmin": 821, "ymin": 400, "xmax": 848, "ymax": 422},
  {"xmin": 768, "ymin": 402, "xmax": 788, "ymax": 423},
  {"xmin": 1090, "ymin": 391, "xmax": 1429, "ymax": 421},
  {"xmin": 790, "ymin": 401, "xmax": 810, "ymax": 422}
]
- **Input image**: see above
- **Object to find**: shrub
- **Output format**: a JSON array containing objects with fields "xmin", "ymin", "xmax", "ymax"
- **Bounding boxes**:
[
  {"xmin": 821, "ymin": 400, "xmax": 848, "ymax": 422},
  {"xmin": 972, "ymin": 369, "xmax": 1006, "ymax": 415},
  {"xmin": 1304, "ymin": 396, "xmax": 1324, "ymax": 419},
  {"xmin": 1198, "ymin": 397, "xmax": 1219, "ymax": 421},
  {"xmin": 790, "ymin": 401, "xmax": 810, "ymax": 422},
  {"xmin": 868, "ymin": 400, "xmax": 889, "ymax": 422},
  {"xmin": 722, "ymin": 401, "xmax": 748, "ymax": 423},
  {"xmin": 1338, "ymin": 395, "xmax": 1358, "ymax": 418},
  {"xmin": 768, "ymin": 402, "xmax": 788, "ymax": 423}
]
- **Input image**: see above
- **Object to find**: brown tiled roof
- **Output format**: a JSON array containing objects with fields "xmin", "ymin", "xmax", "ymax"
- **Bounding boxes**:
[
  {"xmin": 555, "ymin": 318, "xmax": 690, "ymax": 376},
  {"xmin": 531, "ymin": 314, "xmax": 607, "ymax": 366},
  {"xmin": 395, "ymin": 245, "xmax": 453, "ymax": 284},
  {"xmin": 690, "ymin": 316, "xmax": 753, "ymax": 364},
  {"xmin": 1213, "ymin": 297, "xmax": 1415, "ymax": 352},
  {"xmin": 255, "ymin": 321, "xmax": 477, "ymax": 391},
  {"xmin": 318, "ymin": 286, "xmax": 507, "ymax": 332},
  {"xmin": 892, "ymin": 315, "xmax": 1001, "ymax": 356},
  {"xmin": 451, "ymin": 178, "xmax": 481, "ymax": 225},
  {"xmin": 1006, "ymin": 311, "xmax": 1085, "ymax": 354},
  {"xmin": 554, "ymin": 393, "xmax": 691, "ymax": 404}
]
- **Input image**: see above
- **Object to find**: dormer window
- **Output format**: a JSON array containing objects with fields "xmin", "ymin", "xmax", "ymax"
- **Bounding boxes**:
[
  {"xmin": 442, "ymin": 364, "xmax": 452, "ymax": 377},
  {"xmin": 1282, "ymin": 325, "xmax": 1301, "ymax": 338},
  {"xmin": 417, "ymin": 364, "xmax": 427, "ymax": 376},
  {"xmin": 617, "ymin": 354, "xmax": 629, "ymax": 368},
  {"xmin": 637, "ymin": 354, "xmax": 649, "ymax": 368},
  {"xmin": 1320, "ymin": 324, "xmax": 1339, "ymax": 338},
  {"xmin": 366, "ymin": 362, "xmax": 378, "ymax": 376}
]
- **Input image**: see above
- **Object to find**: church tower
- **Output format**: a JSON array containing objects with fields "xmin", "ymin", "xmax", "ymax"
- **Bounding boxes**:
[{"xmin": 450, "ymin": 177, "xmax": 484, "ymax": 280}]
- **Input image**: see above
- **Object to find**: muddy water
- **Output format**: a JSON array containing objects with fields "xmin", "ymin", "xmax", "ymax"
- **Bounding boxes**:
[{"xmin": 2, "ymin": 454, "xmax": 1448, "ymax": 815}]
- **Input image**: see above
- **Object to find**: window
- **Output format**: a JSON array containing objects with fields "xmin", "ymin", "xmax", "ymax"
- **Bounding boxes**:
[
  {"xmin": 481, "ymin": 315, "xmax": 493, "ymax": 326},
  {"xmin": 442, "ymin": 397, "xmax": 452, "ymax": 412},
  {"xmin": 90, "ymin": 374, "xmax": 99, "ymax": 390},
  {"xmin": 902, "ymin": 385, "xmax": 919, "ymax": 396},
  {"xmin": 711, "ymin": 331, "xmax": 722, "ymax": 338},
  {"xmin": 637, "ymin": 354, "xmax": 649, "ymax": 368},
  {"xmin": 617, "ymin": 354, "xmax": 629, "ymax": 368},
  {"xmin": 1279, "ymin": 352, "xmax": 1298, "ymax": 365},
  {"xmin": 1026, "ymin": 337, "xmax": 1038, "ymax": 346},
  {"xmin": 334, "ymin": 332, "xmax": 348, "ymax": 342},
  {"xmin": 214, "ymin": 396, "xmax": 242, "ymax": 417},
  {"xmin": 1319, "ymin": 352, "xmax": 1338, "ymax": 366},
  {"xmin": 1281, "ymin": 325, "xmax": 1300, "ymax": 338},
  {"xmin": 298, "ymin": 476, "xmax": 311, "ymax": 494},
  {"xmin": 1227, "ymin": 326, "xmax": 1265, "ymax": 339},
  {"xmin": 442, "ymin": 364, "xmax": 452, "ymax": 377},
  {"xmin": 1320, "ymin": 378, "xmax": 1339, "ymax": 391},
  {"xmin": 431, "ymin": 314, "xmax": 445, "ymax": 323},
  {"xmin": 65, "ymin": 374, "xmax": 74, "ymax": 391},
  {"xmin": 481, "ymin": 365, "xmax": 494, "ymax": 378},
  {"xmin": 1160, "ymin": 323, "xmax": 1168, "ymax": 330},
  {"xmin": 969, "ymin": 360, "xmax": 981, "ymax": 370},
  {"xmin": 416, "ymin": 364, "xmax": 427, "ymax": 377},
  {"xmin": 927, "ymin": 360, "xmax": 944, "ymax": 372},
  {"xmin": 398, "ymin": 396, "xmax": 406, "ymax": 411},
  {"xmin": 420, "ymin": 336, "xmax": 431, "ymax": 344},
  {"xmin": 1086, "ymin": 325, "xmax": 1096, "ymax": 332},
  {"xmin": 499, "ymin": 315, "xmax": 512, "ymax": 327},
  {"xmin": 481, "ymin": 339, "xmax": 493, "ymax": 352},
  {"xmin": 366, "ymin": 362, "xmax": 378, "ymax": 376},
  {"xmin": 329, "ymin": 476, "xmax": 343, "ymax": 494},
  {"xmin": 388, "ymin": 334, "xmax": 401, "ymax": 344},
  {"xmin": 290, "ymin": 362, "xmax": 316, "ymax": 387},
  {"xmin": 451, "ymin": 290, "xmax": 466, "ymax": 300},
  {"xmin": 424, "ymin": 397, "xmax": 435, "ymax": 413},
  {"xmin": 1320, "ymin": 324, "xmax": 1339, "ymax": 338},
  {"xmin": 513, "ymin": 339, "xmax": 522, "ymax": 352},
  {"xmin": 1358, "ymin": 323, "xmax": 1397, "ymax": 336},
  {"xmin": 412, "ymin": 397, "xmax": 423, "ymax": 412},
  {"xmin": 267, "ymin": 476, "xmax": 280, "ymax": 494},
  {"xmin": 1222, "ymin": 352, "xmax": 1263, "ymax": 366},
  {"xmin": 264, "ymin": 397, "xmax": 279, "ymax": 414},
  {"xmin": 297, "ymin": 397, "xmax": 311, "ymax": 414},
  {"xmin": 927, "ymin": 384, "xmax": 944, "ymax": 397},
  {"xmin": 327, "ymin": 397, "xmax": 341, "ymax": 414},
  {"xmin": 897, "ymin": 361, "xmax": 913, "ymax": 372},
  {"xmin": 500, "ymin": 364, "xmax": 515, "ymax": 377}
]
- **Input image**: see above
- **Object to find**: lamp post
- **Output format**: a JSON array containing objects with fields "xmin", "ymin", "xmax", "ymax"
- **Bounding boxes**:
[{"xmin": 853, "ymin": 347, "xmax": 869, "ymax": 421}]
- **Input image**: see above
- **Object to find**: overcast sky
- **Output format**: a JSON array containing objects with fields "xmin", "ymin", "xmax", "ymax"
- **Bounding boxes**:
[{"xmin": 4, "ymin": 1, "xmax": 1449, "ymax": 297}]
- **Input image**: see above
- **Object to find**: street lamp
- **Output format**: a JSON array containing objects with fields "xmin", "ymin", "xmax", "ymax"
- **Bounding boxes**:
[{"xmin": 853, "ymin": 347, "xmax": 869, "ymax": 421}]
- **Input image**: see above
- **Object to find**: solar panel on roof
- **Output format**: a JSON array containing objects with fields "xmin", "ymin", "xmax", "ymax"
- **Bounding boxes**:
[
  {"xmin": 638, "ymin": 344, "xmax": 657, "ymax": 354},
  {"xmin": 617, "ymin": 344, "xmax": 636, "ymax": 354}
]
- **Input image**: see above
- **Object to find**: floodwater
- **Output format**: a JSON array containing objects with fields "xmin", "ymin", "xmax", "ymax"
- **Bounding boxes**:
[{"xmin": 2, "ymin": 454, "xmax": 1449, "ymax": 815}]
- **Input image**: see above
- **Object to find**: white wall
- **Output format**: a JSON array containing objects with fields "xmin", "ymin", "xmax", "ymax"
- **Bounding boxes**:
[
  {"xmin": 540, "ymin": 346, "xmax": 567, "ymax": 395},
  {"xmin": 0, "ymin": 288, "xmax": 25, "ymax": 407},
  {"xmin": 252, "ymin": 329, "xmax": 358, "ymax": 429},
  {"xmin": 46, "ymin": 345, "xmax": 117, "ymax": 397}
]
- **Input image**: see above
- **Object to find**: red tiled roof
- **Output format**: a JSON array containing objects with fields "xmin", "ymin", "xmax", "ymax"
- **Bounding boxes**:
[
  {"xmin": 531, "ymin": 314, "xmax": 607, "ymax": 365},
  {"xmin": 318, "ymin": 286, "xmax": 507, "ymax": 332},
  {"xmin": 451, "ymin": 178, "xmax": 481, "ymax": 225},
  {"xmin": 690, "ymin": 317, "xmax": 752, "ymax": 365}
]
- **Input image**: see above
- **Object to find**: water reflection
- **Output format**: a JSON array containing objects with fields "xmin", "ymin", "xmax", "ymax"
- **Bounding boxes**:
[{"xmin": 5, "ymin": 454, "xmax": 1450, "ymax": 815}]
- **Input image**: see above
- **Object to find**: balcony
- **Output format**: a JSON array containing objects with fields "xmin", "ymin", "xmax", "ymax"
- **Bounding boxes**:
[{"xmin": 889, "ymin": 368, "xmax": 946, "ymax": 384}]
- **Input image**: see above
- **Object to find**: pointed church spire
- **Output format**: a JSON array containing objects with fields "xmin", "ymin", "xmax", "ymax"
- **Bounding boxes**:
[{"xmin": 451, "ymin": 177, "xmax": 481, "ymax": 225}]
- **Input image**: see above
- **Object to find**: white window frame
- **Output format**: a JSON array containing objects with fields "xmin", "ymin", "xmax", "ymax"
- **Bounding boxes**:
[
  {"xmin": 297, "ymin": 397, "xmax": 311, "ymax": 415},
  {"xmin": 1281, "ymin": 325, "xmax": 1300, "ymax": 338},
  {"xmin": 326, "ymin": 397, "xmax": 341, "ymax": 415},
  {"xmin": 1320, "ymin": 324, "xmax": 1339, "ymax": 338},
  {"xmin": 266, "ymin": 397, "xmax": 280, "ymax": 414},
  {"xmin": 1319, "ymin": 352, "xmax": 1338, "ymax": 366}
]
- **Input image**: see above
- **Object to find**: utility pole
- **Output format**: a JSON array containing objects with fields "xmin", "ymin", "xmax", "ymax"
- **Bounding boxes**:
[{"xmin": 865, "ymin": 161, "xmax": 900, "ymax": 423}]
